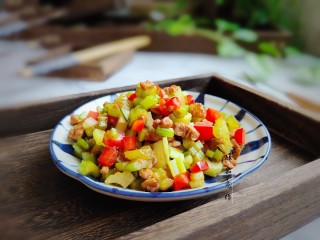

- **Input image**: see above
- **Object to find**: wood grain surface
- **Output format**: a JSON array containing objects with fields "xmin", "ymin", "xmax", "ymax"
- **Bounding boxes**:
[{"xmin": 0, "ymin": 129, "xmax": 316, "ymax": 239}]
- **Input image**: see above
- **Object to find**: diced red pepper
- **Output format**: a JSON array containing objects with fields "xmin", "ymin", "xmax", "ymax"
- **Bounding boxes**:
[
  {"xmin": 123, "ymin": 136, "xmax": 137, "ymax": 151},
  {"xmin": 98, "ymin": 147, "xmax": 118, "ymax": 167},
  {"xmin": 165, "ymin": 97, "xmax": 181, "ymax": 111},
  {"xmin": 103, "ymin": 132, "xmax": 125, "ymax": 149},
  {"xmin": 128, "ymin": 92, "xmax": 137, "ymax": 101},
  {"xmin": 107, "ymin": 116, "xmax": 118, "ymax": 126},
  {"xmin": 206, "ymin": 108, "xmax": 222, "ymax": 123},
  {"xmin": 159, "ymin": 98, "xmax": 171, "ymax": 116},
  {"xmin": 234, "ymin": 128, "xmax": 245, "ymax": 145},
  {"xmin": 193, "ymin": 122, "xmax": 214, "ymax": 141},
  {"xmin": 131, "ymin": 118, "xmax": 145, "ymax": 132},
  {"xmin": 190, "ymin": 160, "xmax": 209, "ymax": 173},
  {"xmin": 173, "ymin": 172, "xmax": 190, "ymax": 191},
  {"xmin": 87, "ymin": 111, "xmax": 99, "ymax": 121},
  {"xmin": 185, "ymin": 95, "xmax": 195, "ymax": 105}
]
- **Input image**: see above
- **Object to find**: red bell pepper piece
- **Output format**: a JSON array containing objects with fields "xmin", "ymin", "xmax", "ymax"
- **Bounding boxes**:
[
  {"xmin": 185, "ymin": 94, "xmax": 195, "ymax": 105},
  {"xmin": 123, "ymin": 136, "xmax": 137, "ymax": 151},
  {"xmin": 190, "ymin": 160, "xmax": 209, "ymax": 173},
  {"xmin": 193, "ymin": 122, "xmax": 214, "ymax": 141},
  {"xmin": 131, "ymin": 118, "xmax": 145, "ymax": 132},
  {"xmin": 165, "ymin": 97, "xmax": 181, "ymax": 111},
  {"xmin": 98, "ymin": 147, "xmax": 118, "ymax": 167},
  {"xmin": 173, "ymin": 172, "xmax": 190, "ymax": 191},
  {"xmin": 159, "ymin": 98, "xmax": 171, "ymax": 116},
  {"xmin": 107, "ymin": 116, "xmax": 118, "ymax": 126},
  {"xmin": 206, "ymin": 108, "xmax": 222, "ymax": 123},
  {"xmin": 104, "ymin": 132, "xmax": 125, "ymax": 149},
  {"xmin": 87, "ymin": 111, "xmax": 99, "ymax": 121},
  {"xmin": 234, "ymin": 128, "xmax": 245, "ymax": 145},
  {"xmin": 128, "ymin": 92, "xmax": 137, "ymax": 101}
]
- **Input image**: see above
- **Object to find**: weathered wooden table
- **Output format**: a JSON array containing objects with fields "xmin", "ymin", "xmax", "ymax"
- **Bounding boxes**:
[{"xmin": 0, "ymin": 75, "xmax": 319, "ymax": 239}]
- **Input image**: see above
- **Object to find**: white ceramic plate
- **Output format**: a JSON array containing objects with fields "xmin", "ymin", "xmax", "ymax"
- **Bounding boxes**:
[{"xmin": 50, "ymin": 91, "xmax": 271, "ymax": 202}]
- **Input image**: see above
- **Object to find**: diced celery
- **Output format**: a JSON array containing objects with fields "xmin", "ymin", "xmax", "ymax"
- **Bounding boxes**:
[
  {"xmin": 169, "ymin": 112, "xmax": 192, "ymax": 124},
  {"xmin": 213, "ymin": 149, "xmax": 224, "ymax": 162},
  {"xmin": 193, "ymin": 150, "xmax": 206, "ymax": 163},
  {"xmin": 120, "ymin": 108, "xmax": 130, "ymax": 122},
  {"xmin": 108, "ymin": 128, "xmax": 118, "ymax": 140},
  {"xmin": 159, "ymin": 178, "xmax": 174, "ymax": 191},
  {"xmin": 77, "ymin": 138, "xmax": 89, "ymax": 150},
  {"xmin": 169, "ymin": 147, "xmax": 184, "ymax": 160},
  {"xmin": 97, "ymin": 116, "xmax": 107, "ymax": 130},
  {"xmin": 204, "ymin": 160, "xmax": 223, "ymax": 177},
  {"xmin": 193, "ymin": 140, "xmax": 204, "ymax": 151},
  {"xmin": 93, "ymin": 128, "xmax": 105, "ymax": 146},
  {"xmin": 188, "ymin": 146, "xmax": 198, "ymax": 156},
  {"xmin": 115, "ymin": 162, "xmax": 127, "ymax": 171},
  {"xmin": 153, "ymin": 137, "xmax": 169, "ymax": 168},
  {"xmin": 168, "ymin": 159, "xmax": 180, "ymax": 177},
  {"xmin": 138, "ymin": 128, "xmax": 148, "ymax": 142},
  {"xmin": 152, "ymin": 168, "xmax": 167, "ymax": 181},
  {"xmin": 226, "ymin": 115, "xmax": 240, "ymax": 131},
  {"xmin": 136, "ymin": 82, "xmax": 157, "ymax": 98},
  {"xmin": 100, "ymin": 168, "xmax": 116, "ymax": 182},
  {"xmin": 128, "ymin": 178, "xmax": 144, "ymax": 190},
  {"xmin": 83, "ymin": 117, "xmax": 98, "ymax": 137},
  {"xmin": 190, "ymin": 171, "xmax": 204, "ymax": 181},
  {"xmin": 82, "ymin": 152, "xmax": 96, "ymax": 163},
  {"xmin": 115, "ymin": 116, "xmax": 128, "ymax": 133},
  {"xmin": 72, "ymin": 143, "xmax": 83, "ymax": 158},
  {"xmin": 184, "ymin": 155, "xmax": 193, "ymax": 169},
  {"xmin": 156, "ymin": 127, "xmax": 174, "ymax": 137},
  {"xmin": 78, "ymin": 111, "xmax": 88, "ymax": 121},
  {"xmin": 176, "ymin": 157, "xmax": 186, "ymax": 173},
  {"xmin": 189, "ymin": 179, "xmax": 205, "ymax": 189},
  {"xmin": 129, "ymin": 105, "xmax": 148, "ymax": 125},
  {"xmin": 205, "ymin": 149, "xmax": 215, "ymax": 158},
  {"xmin": 78, "ymin": 160, "xmax": 100, "ymax": 178},
  {"xmin": 106, "ymin": 103, "xmax": 121, "ymax": 117},
  {"xmin": 140, "ymin": 95, "xmax": 159, "ymax": 109},
  {"xmin": 183, "ymin": 138, "xmax": 194, "ymax": 150},
  {"xmin": 133, "ymin": 97, "xmax": 143, "ymax": 106},
  {"xmin": 145, "ymin": 112, "xmax": 154, "ymax": 131},
  {"xmin": 105, "ymin": 171, "xmax": 135, "ymax": 188},
  {"xmin": 124, "ymin": 159, "xmax": 151, "ymax": 171},
  {"xmin": 173, "ymin": 104, "xmax": 189, "ymax": 118},
  {"xmin": 124, "ymin": 146, "xmax": 153, "ymax": 160},
  {"xmin": 214, "ymin": 118, "xmax": 230, "ymax": 139}
]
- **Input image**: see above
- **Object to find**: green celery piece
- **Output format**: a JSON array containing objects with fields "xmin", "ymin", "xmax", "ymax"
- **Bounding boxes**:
[
  {"xmin": 184, "ymin": 155, "xmax": 193, "ymax": 169},
  {"xmin": 115, "ymin": 115, "xmax": 128, "ymax": 133},
  {"xmin": 124, "ymin": 146, "xmax": 153, "ymax": 160},
  {"xmin": 169, "ymin": 112, "xmax": 192, "ymax": 124},
  {"xmin": 115, "ymin": 162, "xmax": 127, "ymax": 171},
  {"xmin": 188, "ymin": 146, "xmax": 198, "ymax": 156},
  {"xmin": 169, "ymin": 147, "xmax": 184, "ymax": 159},
  {"xmin": 120, "ymin": 108, "xmax": 130, "ymax": 122},
  {"xmin": 204, "ymin": 160, "xmax": 223, "ymax": 177},
  {"xmin": 190, "ymin": 171, "xmax": 204, "ymax": 181},
  {"xmin": 72, "ymin": 143, "xmax": 83, "ymax": 158},
  {"xmin": 189, "ymin": 179, "xmax": 205, "ymax": 189},
  {"xmin": 213, "ymin": 149, "xmax": 224, "ymax": 162},
  {"xmin": 106, "ymin": 103, "xmax": 121, "ymax": 117},
  {"xmin": 129, "ymin": 105, "xmax": 148, "ymax": 125},
  {"xmin": 105, "ymin": 171, "xmax": 135, "ymax": 188},
  {"xmin": 173, "ymin": 104, "xmax": 189, "ymax": 118},
  {"xmin": 140, "ymin": 95, "xmax": 159, "ymax": 109},
  {"xmin": 152, "ymin": 167, "xmax": 167, "ymax": 180},
  {"xmin": 159, "ymin": 178, "xmax": 174, "ymax": 191},
  {"xmin": 77, "ymin": 138, "xmax": 89, "ymax": 150},
  {"xmin": 156, "ymin": 127, "xmax": 174, "ymax": 137},
  {"xmin": 226, "ymin": 115, "xmax": 240, "ymax": 131},
  {"xmin": 128, "ymin": 178, "xmax": 144, "ymax": 190},
  {"xmin": 168, "ymin": 159, "xmax": 180, "ymax": 177},
  {"xmin": 108, "ymin": 128, "xmax": 118, "ymax": 139},
  {"xmin": 133, "ymin": 97, "xmax": 143, "ymax": 106},
  {"xmin": 193, "ymin": 151, "xmax": 205, "ymax": 163},
  {"xmin": 93, "ymin": 128, "xmax": 105, "ymax": 146},
  {"xmin": 153, "ymin": 137, "xmax": 169, "ymax": 168},
  {"xmin": 124, "ymin": 159, "xmax": 151, "ymax": 172},
  {"xmin": 97, "ymin": 116, "xmax": 107, "ymax": 130},
  {"xmin": 176, "ymin": 157, "xmax": 186, "ymax": 173},
  {"xmin": 78, "ymin": 160, "xmax": 100, "ymax": 178},
  {"xmin": 182, "ymin": 138, "xmax": 194, "ymax": 150},
  {"xmin": 138, "ymin": 128, "xmax": 148, "ymax": 142},
  {"xmin": 193, "ymin": 141, "xmax": 204, "ymax": 151},
  {"xmin": 82, "ymin": 152, "xmax": 96, "ymax": 163},
  {"xmin": 78, "ymin": 111, "xmax": 88, "ymax": 121},
  {"xmin": 205, "ymin": 149, "xmax": 215, "ymax": 158}
]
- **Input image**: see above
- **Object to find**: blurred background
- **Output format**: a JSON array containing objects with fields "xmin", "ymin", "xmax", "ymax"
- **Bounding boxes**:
[{"xmin": 0, "ymin": 0, "xmax": 319, "ymax": 239}]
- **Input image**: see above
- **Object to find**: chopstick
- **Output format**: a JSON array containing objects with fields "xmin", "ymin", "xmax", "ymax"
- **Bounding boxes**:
[{"xmin": 19, "ymin": 35, "xmax": 151, "ymax": 77}]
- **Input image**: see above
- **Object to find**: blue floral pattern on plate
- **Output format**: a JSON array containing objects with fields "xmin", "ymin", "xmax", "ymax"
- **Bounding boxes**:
[{"xmin": 49, "ymin": 91, "xmax": 271, "ymax": 202}]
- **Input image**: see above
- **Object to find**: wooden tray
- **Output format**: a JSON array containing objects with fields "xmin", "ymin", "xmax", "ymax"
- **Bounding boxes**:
[{"xmin": 0, "ymin": 74, "xmax": 319, "ymax": 239}]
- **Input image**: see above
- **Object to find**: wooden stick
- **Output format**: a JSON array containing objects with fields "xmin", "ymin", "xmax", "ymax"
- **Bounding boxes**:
[{"xmin": 19, "ymin": 35, "xmax": 151, "ymax": 77}]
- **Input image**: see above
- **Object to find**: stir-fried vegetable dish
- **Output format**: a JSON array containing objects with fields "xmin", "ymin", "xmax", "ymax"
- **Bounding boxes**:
[{"xmin": 68, "ymin": 80, "xmax": 245, "ymax": 192}]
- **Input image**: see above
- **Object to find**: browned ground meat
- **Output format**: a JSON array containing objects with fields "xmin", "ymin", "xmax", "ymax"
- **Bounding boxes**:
[
  {"xmin": 68, "ymin": 123, "xmax": 84, "ymax": 140},
  {"xmin": 140, "ymin": 80, "xmax": 156, "ymax": 90},
  {"xmin": 189, "ymin": 103, "xmax": 206, "ymax": 119},
  {"xmin": 144, "ymin": 131, "xmax": 162, "ymax": 142},
  {"xmin": 164, "ymin": 85, "xmax": 181, "ymax": 95},
  {"xmin": 141, "ymin": 178, "xmax": 159, "ymax": 192},
  {"xmin": 153, "ymin": 117, "xmax": 173, "ymax": 129},
  {"xmin": 231, "ymin": 139, "xmax": 242, "ymax": 160},
  {"xmin": 139, "ymin": 168, "xmax": 153, "ymax": 179},
  {"xmin": 70, "ymin": 114, "xmax": 80, "ymax": 125},
  {"xmin": 173, "ymin": 123, "xmax": 200, "ymax": 141},
  {"xmin": 207, "ymin": 138, "xmax": 223, "ymax": 151}
]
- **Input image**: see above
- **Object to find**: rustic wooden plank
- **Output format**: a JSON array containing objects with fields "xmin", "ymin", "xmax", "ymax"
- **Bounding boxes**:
[
  {"xmin": 120, "ymin": 158, "xmax": 320, "ymax": 240},
  {"xmin": 0, "ymin": 75, "xmax": 211, "ymax": 136},
  {"xmin": 208, "ymin": 75, "xmax": 320, "ymax": 155},
  {"xmin": 0, "ymin": 129, "xmax": 315, "ymax": 239}
]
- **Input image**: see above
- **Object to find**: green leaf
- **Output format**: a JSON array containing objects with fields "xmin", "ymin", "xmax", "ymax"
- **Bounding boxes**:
[
  {"xmin": 284, "ymin": 46, "xmax": 301, "ymax": 57},
  {"xmin": 244, "ymin": 53, "xmax": 276, "ymax": 82},
  {"xmin": 217, "ymin": 40, "xmax": 246, "ymax": 57},
  {"xmin": 258, "ymin": 42, "xmax": 282, "ymax": 58},
  {"xmin": 215, "ymin": 19, "xmax": 239, "ymax": 32},
  {"xmin": 233, "ymin": 29, "xmax": 258, "ymax": 43}
]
